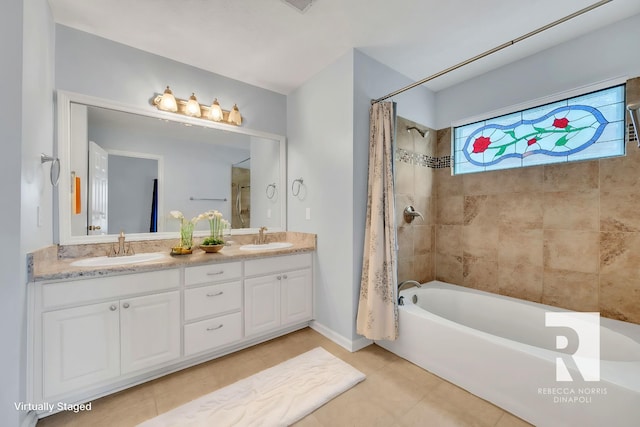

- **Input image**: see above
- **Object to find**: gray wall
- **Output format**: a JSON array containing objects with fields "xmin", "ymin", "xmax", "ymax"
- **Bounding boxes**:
[
  {"xmin": 435, "ymin": 13, "xmax": 640, "ymax": 129},
  {"xmin": 55, "ymin": 25, "xmax": 287, "ymax": 136},
  {"xmin": 287, "ymin": 49, "xmax": 436, "ymax": 346},
  {"xmin": 2, "ymin": 0, "xmax": 55, "ymax": 425},
  {"xmin": 108, "ymin": 155, "xmax": 158, "ymax": 234}
]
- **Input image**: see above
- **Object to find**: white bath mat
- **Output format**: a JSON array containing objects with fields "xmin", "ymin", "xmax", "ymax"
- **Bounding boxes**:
[{"xmin": 137, "ymin": 347, "xmax": 365, "ymax": 427}]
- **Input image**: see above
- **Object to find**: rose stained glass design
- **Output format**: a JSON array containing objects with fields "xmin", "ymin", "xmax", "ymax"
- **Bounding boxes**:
[{"xmin": 453, "ymin": 85, "xmax": 626, "ymax": 175}]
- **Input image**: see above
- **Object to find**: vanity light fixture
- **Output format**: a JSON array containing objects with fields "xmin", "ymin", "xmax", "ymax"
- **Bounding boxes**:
[
  {"xmin": 157, "ymin": 86, "xmax": 178, "ymax": 112},
  {"xmin": 152, "ymin": 88, "xmax": 242, "ymax": 126}
]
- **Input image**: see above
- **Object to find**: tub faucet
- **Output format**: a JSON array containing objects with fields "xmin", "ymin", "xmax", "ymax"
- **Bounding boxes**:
[{"xmin": 398, "ymin": 280, "xmax": 422, "ymax": 292}]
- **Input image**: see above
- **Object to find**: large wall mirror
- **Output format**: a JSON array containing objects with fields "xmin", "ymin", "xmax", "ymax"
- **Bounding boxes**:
[{"xmin": 57, "ymin": 91, "xmax": 286, "ymax": 245}]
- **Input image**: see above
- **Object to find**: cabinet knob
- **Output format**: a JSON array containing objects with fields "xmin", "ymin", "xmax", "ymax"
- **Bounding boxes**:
[
  {"xmin": 276, "ymin": 275, "xmax": 282, "ymax": 280},
  {"xmin": 109, "ymin": 304, "xmax": 117, "ymax": 311},
  {"xmin": 283, "ymin": 274, "xmax": 288, "ymax": 279},
  {"xmin": 122, "ymin": 302, "xmax": 130, "ymax": 309}
]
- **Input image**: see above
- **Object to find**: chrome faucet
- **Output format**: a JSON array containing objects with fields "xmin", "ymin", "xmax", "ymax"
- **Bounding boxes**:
[
  {"xmin": 108, "ymin": 231, "xmax": 134, "ymax": 257},
  {"xmin": 257, "ymin": 226, "xmax": 268, "ymax": 244},
  {"xmin": 398, "ymin": 279, "xmax": 422, "ymax": 292}
]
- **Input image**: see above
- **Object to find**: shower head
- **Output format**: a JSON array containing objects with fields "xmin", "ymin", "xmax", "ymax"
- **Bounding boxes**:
[{"xmin": 407, "ymin": 126, "xmax": 428, "ymax": 138}]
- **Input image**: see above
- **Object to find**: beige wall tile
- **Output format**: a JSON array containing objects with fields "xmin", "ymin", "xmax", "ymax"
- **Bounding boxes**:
[
  {"xmin": 463, "ymin": 225, "xmax": 499, "ymax": 259},
  {"xmin": 435, "ymin": 168, "xmax": 463, "ymax": 197},
  {"xmin": 599, "ymin": 272, "xmax": 640, "ymax": 323},
  {"xmin": 464, "ymin": 167, "xmax": 542, "ymax": 195},
  {"xmin": 435, "ymin": 253, "xmax": 463, "ymax": 284},
  {"xmin": 414, "ymin": 166, "xmax": 434, "ymax": 198},
  {"xmin": 396, "ymin": 226, "xmax": 414, "ymax": 260},
  {"xmin": 395, "ymin": 161, "xmax": 414, "ymax": 194},
  {"xmin": 599, "ymin": 154, "xmax": 640, "ymax": 191},
  {"xmin": 543, "ymin": 230, "xmax": 600, "ymax": 274},
  {"xmin": 600, "ymin": 231, "xmax": 640, "ymax": 274},
  {"xmin": 396, "ymin": 193, "xmax": 415, "ymax": 228},
  {"xmin": 414, "ymin": 196, "xmax": 434, "ymax": 225},
  {"xmin": 435, "ymin": 225, "xmax": 462, "ymax": 256},
  {"xmin": 413, "ymin": 225, "xmax": 433, "ymax": 255},
  {"xmin": 542, "ymin": 269, "xmax": 599, "ymax": 311},
  {"xmin": 464, "ymin": 194, "xmax": 498, "ymax": 226},
  {"xmin": 498, "ymin": 228, "xmax": 543, "ymax": 267},
  {"xmin": 436, "ymin": 128, "xmax": 451, "ymax": 157},
  {"xmin": 436, "ymin": 195, "xmax": 464, "ymax": 225},
  {"xmin": 543, "ymin": 161, "xmax": 599, "ymax": 192},
  {"xmin": 396, "ymin": 117, "xmax": 414, "ymax": 151},
  {"xmin": 398, "ymin": 259, "xmax": 415, "ymax": 284},
  {"xmin": 498, "ymin": 192, "xmax": 543, "ymax": 229},
  {"xmin": 543, "ymin": 190, "xmax": 599, "ymax": 231},
  {"xmin": 498, "ymin": 263, "xmax": 543, "ymax": 302},
  {"xmin": 463, "ymin": 255, "xmax": 498, "ymax": 293},
  {"xmin": 600, "ymin": 190, "xmax": 640, "ymax": 232},
  {"xmin": 415, "ymin": 253, "xmax": 435, "ymax": 283}
]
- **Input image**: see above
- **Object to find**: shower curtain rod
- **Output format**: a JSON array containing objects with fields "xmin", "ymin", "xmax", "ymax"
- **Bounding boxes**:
[{"xmin": 371, "ymin": 0, "xmax": 612, "ymax": 104}]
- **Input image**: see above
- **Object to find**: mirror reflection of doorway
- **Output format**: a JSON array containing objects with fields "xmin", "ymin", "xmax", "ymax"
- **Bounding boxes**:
[{"xmin": 231, "ymin": 164, "xmax": 250, "ymax": 228}]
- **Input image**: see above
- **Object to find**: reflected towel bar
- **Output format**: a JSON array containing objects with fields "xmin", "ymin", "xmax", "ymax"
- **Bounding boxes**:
[{"xmin": 189, "ymin": 197, "xmax": 228, "ymax": 202}]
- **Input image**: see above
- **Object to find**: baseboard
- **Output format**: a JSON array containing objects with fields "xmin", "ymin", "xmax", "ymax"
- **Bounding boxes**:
[
  {"xmin": 309, "ymin": 321, "xmax": 372, "ymax": 352},
  {"xmin": 21, "ymin": 411, "xmax": 38, "ymax": 427}
]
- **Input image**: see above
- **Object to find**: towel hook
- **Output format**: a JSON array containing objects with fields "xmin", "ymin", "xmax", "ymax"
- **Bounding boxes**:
[
  {"xmin": 291, "ymin": 178, "xmax": 304, "ymax": 197},
  {"xmin": 41, "ymin": 153, "xmax": 60, "ymax": 186},
  {"xmin": 266, "ymin": 183, "xmax": 276, "ymax": 199}
]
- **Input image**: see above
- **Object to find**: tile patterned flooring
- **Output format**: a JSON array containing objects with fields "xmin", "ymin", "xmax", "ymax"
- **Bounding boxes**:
[{"xmin": 37, "ymin": 328, "xmax": 532, "ymax": 427}]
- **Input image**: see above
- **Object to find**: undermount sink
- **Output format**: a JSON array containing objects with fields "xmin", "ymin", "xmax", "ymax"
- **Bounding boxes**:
[
  {"xmin": 239, "ymin": 242, "xmax": 294, "ymax": 251},
  {"xmin": 70, "ymin": 252, "xmax": 167, "ymax": 268}
]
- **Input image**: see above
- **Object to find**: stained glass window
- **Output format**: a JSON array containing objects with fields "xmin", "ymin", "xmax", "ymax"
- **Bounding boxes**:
[{"xmin": 452, "ymin": 84, "xmax": 626, "ymax": 175}]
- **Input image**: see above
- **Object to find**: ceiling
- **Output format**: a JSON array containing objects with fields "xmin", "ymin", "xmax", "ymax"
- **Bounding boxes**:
[{"xmin": 48, "ymin": 0, "xmax": 640, "ymax": 95}]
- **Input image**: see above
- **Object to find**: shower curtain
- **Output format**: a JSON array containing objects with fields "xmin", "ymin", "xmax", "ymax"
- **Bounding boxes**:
[{"xmin": 356, "ymin": 101, "xmax": 398, "ymax": 341}]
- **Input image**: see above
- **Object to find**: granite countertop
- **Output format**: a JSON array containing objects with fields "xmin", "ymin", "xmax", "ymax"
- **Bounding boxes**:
[{"xmin": 29, "ymin": 232, "xmax": 316, "ymax": 282}]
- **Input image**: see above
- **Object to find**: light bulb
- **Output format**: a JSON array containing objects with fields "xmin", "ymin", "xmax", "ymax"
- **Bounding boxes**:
[
  {"xmin": 209, "ymin": 98, "xmax": 223, "ymax": 122},
  {"xmin": 185, "ymin": 93, "xmax": 201, "ymax": 117},
  {"xmin": 228, "ymin": 104, "xmax": 241, "ymax": 126},
  {"xmin": 158, "ymin": 86, "xmax": 178, "ymax": 112}
]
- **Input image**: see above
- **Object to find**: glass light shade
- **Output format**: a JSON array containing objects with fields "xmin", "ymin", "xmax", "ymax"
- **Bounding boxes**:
[
  {"xmin": 209, "ymin": 98, "xmax": 223, "ymax": 122},
  {"xmin": 159, "ymin": 86, "xmax": 178, "ymax": 112},
  {"xmin": 185, "ymin": 93, "xmax": 202, "ymax": 117},
  {"xmin": 228, "ymin": 104, "xmax": 242, "ymax": 125}
]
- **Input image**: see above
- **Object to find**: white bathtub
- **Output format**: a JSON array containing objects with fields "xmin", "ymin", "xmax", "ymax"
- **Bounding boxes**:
[{"xmin": 377, "ymin": 281, "xmax": 640, "ymax": 427}]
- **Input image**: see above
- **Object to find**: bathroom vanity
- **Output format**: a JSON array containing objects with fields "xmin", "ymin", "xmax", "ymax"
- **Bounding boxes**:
[{"xmin": 27, "ymin": 237, "xmax": 315, "ymax": 417}]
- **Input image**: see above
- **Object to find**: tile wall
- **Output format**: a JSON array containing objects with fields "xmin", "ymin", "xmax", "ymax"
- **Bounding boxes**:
[
  {"xmin": 432, "ymin": 77, "xmax": 640, "ymax": 324},
  {"xmin": 395, "ymin": 117, "xmax": 436, "ymax": 284}
]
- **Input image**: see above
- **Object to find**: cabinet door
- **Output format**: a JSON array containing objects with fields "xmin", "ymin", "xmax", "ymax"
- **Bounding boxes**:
[
  {"xmin": 281, "ymin": 268, "xmax": 313, "ymax": 326},
  {"xmin": 120, "ymin": 291, "xmax": 180, "ymax": 374},
  {"xmin": 42, "ymin": 301, "xmax": 120, "ymax": 398},
  {"xmin": 244, "ymin": 275, "xmax": 280, "ymax": 337}
]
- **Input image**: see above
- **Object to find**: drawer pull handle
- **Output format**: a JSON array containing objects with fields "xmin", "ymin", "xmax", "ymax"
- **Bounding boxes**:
[
  {"xmin": 206, "ymin": 324, "xmax": 224, "ymax": 331},
  {"xmin": 206, "ymin": 271, "xmax": 224, "ymax": 276},
  {"xmin": 206, "ymin": 291, "xmax": 224, "ymax": 297}
]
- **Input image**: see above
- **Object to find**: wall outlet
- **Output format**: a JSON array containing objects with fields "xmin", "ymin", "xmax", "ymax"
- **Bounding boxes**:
[
  {"xmin": 266, "ymin": 208, "xmax": 272, "ymax": 219},
  {"xmin": 37, "ymin": 206, "xmax": 42, "ymax": 227},
  {"xmin": 305, "ymin": 207, "xmax": 311, "ymax": 220}
]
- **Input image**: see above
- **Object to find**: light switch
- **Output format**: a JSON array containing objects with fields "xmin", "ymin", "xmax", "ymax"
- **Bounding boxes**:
[{"xmin": 305, "ymin": 207, "xmax": 311, "ymax": 220}]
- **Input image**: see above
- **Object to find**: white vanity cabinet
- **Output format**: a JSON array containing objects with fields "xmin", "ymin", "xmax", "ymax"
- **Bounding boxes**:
[
  {"xmin": 33, "ymin": 269, "xmax": 180, "ymax": 401},
  {"xmin": 183, "ymin": 262, "xmax": 243, "ymax": 356},
  {"xmin": 244, "ymin": 253, "xmax": 313, "ymax": 337}
]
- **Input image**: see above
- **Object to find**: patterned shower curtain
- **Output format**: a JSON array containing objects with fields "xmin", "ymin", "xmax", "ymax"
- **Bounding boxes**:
[{"xmin": 356, "ymin": 101, "xmax": 398, "ymax": 341}]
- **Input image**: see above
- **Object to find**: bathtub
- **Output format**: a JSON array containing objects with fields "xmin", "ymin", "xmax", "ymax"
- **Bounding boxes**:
[{"xmin": 377, "ymin": 281, "xmax": 640, "ymax": 427}]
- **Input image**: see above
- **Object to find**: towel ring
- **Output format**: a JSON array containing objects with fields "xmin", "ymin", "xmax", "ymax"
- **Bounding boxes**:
[
  {"xmin": 291, "ymin": 178, "xmax": 304, "ymax": 197},
  {"xmin": 41, "ymin": 153, "xmax": 60, "ymax": 186},
  {"xmin": 266, "ymin": 183, "xmax": 276, "ymax": 199}
]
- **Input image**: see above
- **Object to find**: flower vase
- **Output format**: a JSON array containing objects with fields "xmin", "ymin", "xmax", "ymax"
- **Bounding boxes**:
[{"xmin": 175, "ymin": 222, "xmax": 194, "ymax": 254}]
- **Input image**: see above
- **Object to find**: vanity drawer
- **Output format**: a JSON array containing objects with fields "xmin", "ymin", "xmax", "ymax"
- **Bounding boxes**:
[
  {"xmin": 244, "ymin": 253, "xmax": 312, "ymax": 276},
  {"xmin": 41, "ymin": 269, "xmax": 180, "ymax": 309},
  {"xmin": 184, "ymin": 312, "xmax": 242, "ymax": 356},
  {"xmin": 184, "ymin": 281, "xmax": 241, "ymax": 321},
  {"xmin": 184, "ymin": 262, "xmax": 242, "ymax": 286}
]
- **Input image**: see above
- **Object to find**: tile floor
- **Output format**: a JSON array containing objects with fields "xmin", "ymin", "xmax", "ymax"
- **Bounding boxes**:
[{"xmin": 37, "ymin": 328, "xmax": 532, "ymax": 427}]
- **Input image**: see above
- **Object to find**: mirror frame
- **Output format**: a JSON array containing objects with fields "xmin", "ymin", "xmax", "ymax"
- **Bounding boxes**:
[{"xmin": 56, "ymin": 90, "xmax": 287, "ymax": 245}]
